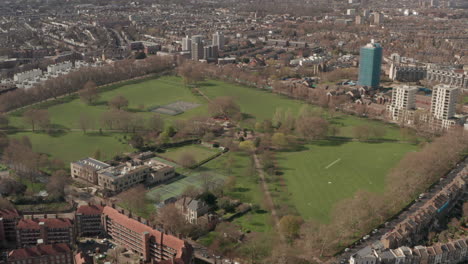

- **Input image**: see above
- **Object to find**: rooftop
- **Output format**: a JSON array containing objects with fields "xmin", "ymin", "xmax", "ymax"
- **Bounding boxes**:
[
  {"xmin": 74, "ymin": 157, "xmax": 110, "ymax": 170},
  {"xmin": 8, "ymin": 243, "xmax": 71, "ymax": 260}
]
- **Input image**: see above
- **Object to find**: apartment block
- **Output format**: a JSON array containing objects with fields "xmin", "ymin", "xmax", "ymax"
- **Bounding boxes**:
[
  {"xmin": 358, "ymin": 40, "xmax": 383, "ymax": 88},
  {"xmin": 75, "ymin": 204, "xmax": 104, "ymax": 236},
  {"xmin": 431, "ymin": 84, "xmax": 459, "ymax": 120},
  {"xmin": 387, "ymin": 85, "xmax": 418, "ymax": 122},
  {"xmin": 212, "ymin": 32, "xmax": 225, "ymax": 50},
  {"xmin": 427, "ymin": 68, "xmax": 467, "ymax": 89},
  {"xmin": 6, "ymin": 243, "xmax": 73, "ymax": 264},
  {"xmin": 0, "ymin": 209, "xmax": 21, "ymax": 246},
  {"xmin": 101, "ymin": 205, "xmax": 193, "ymax": 263},
  {"xmin": 389, "ymin": 64, "xmax": 427, "ymax": 82},
  {"xmin": 16, "ymin": 218, "xmax": 74, "ymax": 247}
]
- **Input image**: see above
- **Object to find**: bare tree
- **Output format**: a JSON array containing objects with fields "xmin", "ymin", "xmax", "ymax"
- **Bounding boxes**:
[
  {"xmin": 78, "ymin": 113, "xmax": 93, "ymax": 133},
  {"xmin": 24, "ymin": 109, "xmax": 50, "ymax": 131},
  {"xmin": 177, "ymin": 61, "xmax": 205, "ymax": 86},
  {"xmin": 179, "ymin": 152, "xmax": 197, "ymax": 168},
  {"xmin": 156, "ymin": 204, "xmax": 186, "ymax": 234},
  {"xmin": 147, "ymin": 114, "xmax": 164, "ymax": 133},
  {"xmin": 108, "ymin": 95, "xmax": 129, "ymax": 110},
  {"xmin": 296, "ymin": 116, "xmax": 329, "ymax": 140},
  {"xmin": 79, "ymin": 81, "xmax": 100, "ymax": 105},
  {"xmin": 353, "ymin": 125, "xmax": 371, "ymax": 140},
  {"xmin": 208, "ymin": 97, "xmax": 241, "ymax": 119},
  {"xmin": 46, "ymin": 170, "xmax": 69, "ymax": 199},
  {"xmin": 118, "ymin": 185, "xmax": 148, "ymax": 216}
]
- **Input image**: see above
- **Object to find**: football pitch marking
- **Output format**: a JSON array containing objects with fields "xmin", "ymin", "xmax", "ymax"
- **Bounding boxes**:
[{"xmin": 325, "ymin": 158, "xmax": 341, "ymax": 169}]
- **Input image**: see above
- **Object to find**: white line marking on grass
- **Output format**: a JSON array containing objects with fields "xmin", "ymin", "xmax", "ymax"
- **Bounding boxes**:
[{"xmin": 325, "ymin": 158, "xmax": 341, "ymax": 169}]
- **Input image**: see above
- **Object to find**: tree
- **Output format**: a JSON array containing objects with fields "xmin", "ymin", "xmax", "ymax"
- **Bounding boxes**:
[
  {"xmin": 208, "ymin": 97, "xmax": 241, "ymax": 119},
  {"xmin": 177, "ymin": 61, "xmax": 205, "ymax": 86},
  {"xmin": 279, "ymin": 215, "xmax": 303, "ymax": 240},
  {"xmin": 135, "ymin": 52, "xmax": 147, "ymax": 60},
  {"xmin": 0, "ymin": 198, "xmax": 14, "ymax": 210},
  {"xmin": 182, "ymin": 185, "xmax": 200, "ymax": 198},
  {"xmin": 296, "ymin": 116, "xmax": 329, "ymax": 140},
  {"xmin": 47, "ymin": 170, "xmax": 69, "ymax": 199},
  {"xmin": 372, "ymin": 126, "xmax": 386, "ymax": 139},
  {"xmin": 224, "ymin": 175, "xmax": 236, "ymax": 191},
  {"xmin": 118, "ymin": 185, "xmax": 148, "ymax": 216},
  {"xmin": 79, "ymin": 81, "xmax": 100, "ymax": 105},
  {"xmin": 24, "ymin": 109, "xmax": 50, "ymax": 131},
  {"xmin": 0, "ymin": 178, "xmax": 27, "ymax": 196},
  {"xmin": 239, "ymin": 140, "xmax": 255, "ymax": 152},
  {"xmin": 198, "ymin": 191, "xmax": 217, "ymax": 206},
  {"xmin": 353, "ymin": 125, "xmax": 371, "ymax": 140},
  {"xmin": 108, "ymin": 95, "xmax": 129, "ymax": 110},
  {"xmin": 179, "ymin": 152, "xmax": 197, "ymax": 168},
  {"xmin": 147, "ymin": 114, "xmax": 164, "ymax": 133},
  {"xmin": 0, "ymin": 114, "xmax": 9, "ymax": 128},
  {"xmin": 272, "ymin": 108, "xmax": 285, "ymax": 128},
  {"xmin": 129, "ymin": 134, "xmax": 144, "ymax": 149},
  {"xmin": 271, "ymin": 132, "xmax": 288, "ymax": 149},
  {"xmin": 78, "ymin": 113, "xmax": 93, "ymax": 133},
  {"xmin": 156, "ymin": 204, "xmax": 186, "ymax": 234}
]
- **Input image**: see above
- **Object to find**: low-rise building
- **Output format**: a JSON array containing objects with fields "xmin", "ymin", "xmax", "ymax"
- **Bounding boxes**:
[
  {"xmin": 70, "ymin": 158, "xmax": 110, "ymax": 185},
  {"xmin": 175, "ymin": 197, "xmax": 211, "ymax": 224},
  {"xmin": 0, "ymin": 209, "xmax": 21, "ymax": 246},
  {"xmin": 71, "ymin": 155, "xmax": 175, "ymax": 194}
]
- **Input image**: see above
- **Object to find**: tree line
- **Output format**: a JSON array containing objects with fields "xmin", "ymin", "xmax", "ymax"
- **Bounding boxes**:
[{"xmin": 0, "ymin": 56, "xmax": 173, "ymax": 113}]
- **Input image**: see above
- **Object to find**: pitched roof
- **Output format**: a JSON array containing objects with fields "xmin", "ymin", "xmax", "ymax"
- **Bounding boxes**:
[
  {"xmin": 77, "ymin": 204, "xmax": 104, "ymax": 215},
  {"xmin": 8, "ymin": 243, "xmax": 71, "ymax": 260},
  {"xmin": 0, "ymin": 208, "xmax": 20, "ymax": 219},
  {"xmin": 17, "ymin": 218, "xmax": 73, "ymax": 230}
]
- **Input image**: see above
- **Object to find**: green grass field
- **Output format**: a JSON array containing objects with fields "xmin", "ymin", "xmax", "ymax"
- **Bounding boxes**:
[
  {"xmin": 9, "ymin": 132, "xmax": 133, "ymax": 164},
  {"xmin": 274, "ymin": 141, "xmax": 418, "ymax": 222},
  {"xmin": 9, "ymin": 76, "xmax": 207, "ymax": 130},
  {"xmin": 197, "ymin": 80, "xmax": 404, "ymax": 140},
  {"xmin": 5, "ymin": 75, "xmax": 418, "ymax": 228},
  {"xmin": 7, "ymin": 76, "xmax": 408, "ymax": 165},
  {"xmin": 158, "ymin": 144, "xmax": 221, "ymax": 164}
]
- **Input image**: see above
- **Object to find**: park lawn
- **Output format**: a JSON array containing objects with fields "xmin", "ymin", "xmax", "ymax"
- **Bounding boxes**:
[
  {"xmin": 9, "ymin": 76, "xmax": 208, "ymax": 130},
  {"xmin": 198, "ymin": 79, "xmax": 404, "ymax": 140},
  {"xmin": 275, "ymin": 140, "xmax": 418, "ymax": 223},
  {"xmin": 202, "ymin": 152, "xmax": 273, "ymax": 233},
  {"xmin": 332, "ymin": 114, "xmax": 403, "ymax": 140},
  {"xmin": 198, "ymin": 80, "xmax": 308, "ymax": 122},
  {"xmin": 9, "ymin": 131, "xmax": 134, "ymax": 164},
  {"xmin": 159, "ymin": 144, "xmax": 221, "ymax": 165}
]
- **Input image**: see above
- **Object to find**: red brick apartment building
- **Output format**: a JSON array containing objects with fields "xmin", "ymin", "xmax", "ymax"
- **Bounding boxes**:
[
  {"xmin": 0, "ymin": 209, "xmax": 21, "ymax": 246},
  {"xmin": 6, "ymin": 243, "xmax": 73, "ymax": 264},
  {"xmin": 102, "ymin": 206, "xmax": 193, "ymax": 263},
  {"xmin": 75, "ymin": 204, "xmax": 103, "ymax": 236},
  {"xmin": 16, "ymin": 218, "xmax": 74, "ymax": 247}
]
